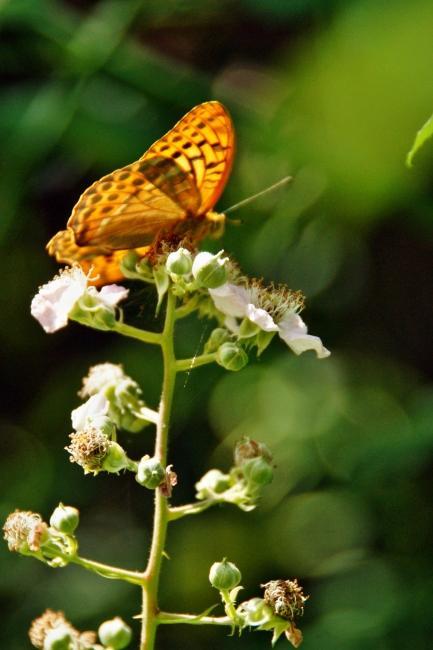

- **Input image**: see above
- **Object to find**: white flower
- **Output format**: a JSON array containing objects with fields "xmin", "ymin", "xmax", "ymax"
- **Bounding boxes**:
[
  {"xmin": 209, "ymin": 283, "xmax": 330, "ymax": 359},
  {"xmin": 71, "ymin": 393, "xmax": 109, "ymax": 431},
  {"xmin": 31, "ymin": 266, "xmax": 128, "ymax": 333}
]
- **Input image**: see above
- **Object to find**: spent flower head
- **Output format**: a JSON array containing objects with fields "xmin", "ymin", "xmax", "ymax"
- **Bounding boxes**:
[
  {"xmin": 262, "ymin": 579, "xmax": 308, "ymax": 621},
  {"xmin": 29, "ymin": 610, "xmax": 78, "ymax": 649},
  {"xmin": 3, "ymin": 510, "xmax": 48, "ymax": 553}
]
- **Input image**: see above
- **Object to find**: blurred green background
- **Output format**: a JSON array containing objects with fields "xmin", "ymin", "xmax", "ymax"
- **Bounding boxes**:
[{"xmin": 1, "ymin": 0, "xmax": 433, "ymax": 648}]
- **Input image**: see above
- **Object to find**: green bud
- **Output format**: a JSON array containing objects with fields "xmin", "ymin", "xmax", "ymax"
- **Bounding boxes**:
[
  {"xmin": 101, "ymin": 442, "xmax": 130, "ymax": 473},
  {"xmin": 98, "ymin": 616, "xmax": 132, "ymax": 649},
  {"xmin": 243, "ymin": 457, "xmax": 274, "ymax": 487},
  {"xmin": 192, "ymin": 251, "xmax": 228, "ymax": 289},
  {"xmin": 195, "ymin": 469, "xmax": 231, "ymax": 498},
  {"xmin": 209, "ymin": 558, "xmax": 241, "ymax": 591},
  {"xmin": 136, "ymin": 455, "xmax": 165, "ymax": 489},
  {"xmin": 43, "ymin": 626, "xmax": 74, "ymax": 650},
  {"xmin": 49, "ymin": 504, "xmax": 79, "ymax": 535},
  {"xmin": 216, "ymin": 343, "xmax": 248, "ymax": 371},
  {"xmin": 238, "ymin": 318, "xmax": 260, "ymax": 339},
  {"xmin": 166, "ymin": 248, "xmax": 193, "ymax": 275},
  {"xmin": 204, "ymin": 328, "xmax": 230, "ymax": 353},
  {"xmin": 120, "ymin": 251, "xmax": 140, "ymax": 273},
  {"xmin": 237, "ymin": 597, "xmax": 272, "ymax": 626}
]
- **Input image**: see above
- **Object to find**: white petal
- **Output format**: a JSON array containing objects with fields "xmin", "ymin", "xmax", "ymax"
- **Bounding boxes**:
[
  {"xmin": 98, "ymin": 284, "xmax": 129, "ymax": 307},
  {"xmin": 245, "ymin": 304, "xmax": 279, "ymax": 332},
  {"xmin": 278, "ymin": 313, "xmax": 331, "ymax": 359},
  {"xmin": 71, "ymin": 393, "xmax": 109, "ymax": 431},
  {"xmin": 209, "ymin": 283, "xmax": 250, "ymax": 318},
  {"xmin": 30, "ymin": 267, "xmax": 87, "ymax": 333}
]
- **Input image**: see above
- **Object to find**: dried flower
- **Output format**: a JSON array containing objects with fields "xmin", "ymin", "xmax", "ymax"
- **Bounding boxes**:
[
  {"xmin": 28, "ymin": 610, "xmax": 78, "ymax": 648},
  {"xmin": 66, "ymin": 428, "xmax": 109, "ymax": 475},
  {"xmin": 3, "ymin": 510, "xmax": 48, "ymax": 553},
  {"xmin": 262, "ymin": 579, "xmax": 308, "ymax": 621}
]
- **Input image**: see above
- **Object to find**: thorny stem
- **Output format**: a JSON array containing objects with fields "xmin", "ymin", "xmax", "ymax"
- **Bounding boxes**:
[{"xmin": 140, "ymin": 290, "xmax": 177, "ymax": 650}]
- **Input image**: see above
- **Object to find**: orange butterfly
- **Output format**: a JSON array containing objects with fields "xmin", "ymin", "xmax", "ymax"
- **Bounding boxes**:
[{"xmin": 47, "ymin": 101, "xmax": 235, "ymax": 285}]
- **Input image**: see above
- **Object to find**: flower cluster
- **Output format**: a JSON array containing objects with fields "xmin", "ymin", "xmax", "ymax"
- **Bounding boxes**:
[
  {"xmin": 29, "ymin": 609, "xmax": 131, "ymax": 650},
  {"xmin": 208, "ymin": 559, "xmax": 308, "ymax": 648},
  {"xmin": 3, "ymin": 506, "xmax": 78, "ymax": 567},
  {"xmin": 195, "ymin": 438, "xmax": 274, "ymax": 511}
]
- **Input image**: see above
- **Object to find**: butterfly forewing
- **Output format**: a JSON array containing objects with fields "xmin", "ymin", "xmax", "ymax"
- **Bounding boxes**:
[
  {"xmin": 68, "ymin": 156, "xmax": 202, "ymax": 249},
  {"xmin": 48, "ymin": 101, "xmax": 235, "ymax": 284},
  {"xmin": 143, "ymin": 101, "xmax": 235, "ymax": 215}
]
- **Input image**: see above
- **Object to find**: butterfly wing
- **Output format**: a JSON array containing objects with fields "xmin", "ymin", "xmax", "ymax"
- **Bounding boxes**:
[
  {"xmin": 47, "ymin": 229, "xmax": 149, "ymax": 285},
  {"xmin": 143, "ymin": 100, "xmax": 235, "ymax": 215},
  {"xmin": 67, "ymin": 156, "xmax": 201, "ymax": 249}
]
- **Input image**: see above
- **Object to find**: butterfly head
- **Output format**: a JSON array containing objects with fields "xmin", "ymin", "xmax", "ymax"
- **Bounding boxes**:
[{"xmin": 205, "ymin": 211, "xmax": 226, "ymax": 240}]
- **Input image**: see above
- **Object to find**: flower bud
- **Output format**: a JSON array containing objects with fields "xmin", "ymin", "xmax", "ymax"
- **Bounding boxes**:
[
  {"xmin": 216, "ymin": 342, "xmax": 248, "ymax": 371},
  {"xmin": 195, "ymin": 469, "xmax": 231, "ymax": 499},
  {"xmin": 102, "ymin": 442, "xmax": 130, "ymax": 474},
  {"xmin": 136, "ymin": 455, "xmax": 165, "ymax": 489},
  {"xmin": 209, "ymin": 558, "xmax": 241, "ymax": 591},
  {"xmin": 204, "ymin": 328, "xmax": 230, "ymax": 353},
  {"xmin": 192, "ymin": 251, "xmax": 228, "ymax": 289},
  {"xmin": 242, "ymin": 457, "xmax": 274, "ymax": 487},
  {"xmin": 43, "ymin": 626, "xmax": 75, "ymax": 650},
  {"xmin": 237, "ymin": 598, "xmax": 272, "ymax": 626},
  {"xmin": 98, "ymin": 617, "xmax": 132, "ymax": 649},
  {"xmin": 166, "ymin": 248, "xmax": 193, "ymax": 275},
  {"xmin": 49, "ymin": 504, "xmax": 79, "ymax": 535}
]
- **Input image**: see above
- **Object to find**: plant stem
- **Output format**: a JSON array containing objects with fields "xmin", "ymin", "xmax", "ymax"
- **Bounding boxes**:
[
  {"xmin": 157, "ymin": 611, "xmax": 232, "ymax": 627},
  {"xmin": 175, "ymin": 353, "xmax": 216, "ymax": 373},
  {"xmin": 72, "ymin": 555, "xmax": 144, "ymax": 586},
  {"xmin": 140, "ymin": 291, "xmax": 177, "ymax": 650},
  {"xmin": 168, "ymin": 498, "xmax": 217, "ymax": 521},
  {"xmin": 113, "ymin": 321, "xmax": 162, "ymax": 345}
]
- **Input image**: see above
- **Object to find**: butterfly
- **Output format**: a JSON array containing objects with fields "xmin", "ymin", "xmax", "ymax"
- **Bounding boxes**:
[{"xmin": 47, "ymin": 101, "xmax": 235, "ymax": 285}]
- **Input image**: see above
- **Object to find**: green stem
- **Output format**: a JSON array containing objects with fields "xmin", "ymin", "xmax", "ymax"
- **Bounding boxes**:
[
  {"xmin": 174, "ymin": 295, "xmax": 200, "ymax": 319},
  {"xmin": 168, "ymin": 498, "xmax": 217, "ymax": 521},
  {"xmin": 175, "ymin": 353, "xmax": 216, "ymax": 373},
  {"xmin": 113, "ymin": 321, "xmax": 162, "ymax": 345},
  {"xmin": 72, "ymin": 555, "xmax": 144, "ymax": 586},
  {"xmin": 157, "ymin": 611, "xmax": 232, "ymax": 627},
  {"xmin": 140, "ymin": 291, "xmax": 177, "ymax": 650}
]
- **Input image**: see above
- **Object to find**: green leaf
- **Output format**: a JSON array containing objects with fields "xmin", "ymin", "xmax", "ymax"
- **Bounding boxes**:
[{"xmin": 406, "ymin": 112, "xmax": 433, "ymax": 167}]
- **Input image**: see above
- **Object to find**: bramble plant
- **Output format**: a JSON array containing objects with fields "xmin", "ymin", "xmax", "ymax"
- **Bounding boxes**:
[{"xmin": 4, "ymin": 245, "xmax": 329, "ymax": 649}]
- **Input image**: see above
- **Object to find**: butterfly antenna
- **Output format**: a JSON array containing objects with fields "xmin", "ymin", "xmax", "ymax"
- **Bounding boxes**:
[{"xmin": 224, "ymin": 175, "xmax": 293, "ymax": 215}]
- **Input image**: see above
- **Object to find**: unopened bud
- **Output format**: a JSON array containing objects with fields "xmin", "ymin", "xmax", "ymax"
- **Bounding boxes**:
[
  {"xmin": 192, "ymin": 251, "xmax": 228, "ymax": 289},
  {"xmin": 209, "ymin": 558, "xmax": 241, "ymax": 591},
  {"xmin": 136, "ymin": 456, "xmax": 165, "ymax": 489},
  {"xmin": 204, "ymin": 328, "xmax": 230, "ymax": 353},
  {"xmin": 166, "ymin": 248, "xmax": 192, "ymax": 275},
  {"xmin": 195, "ymin": 469, "xmax": 231, "ymax": 498},
  {"xmin": 216, "ymin": 343, "xmax": 248, "ymax": 371},
  {"xmin": 243, "ymin": 457, "xmax": 274, "ymax": 487},
  {"xmin": 49, "ymin": 504, "xmax": 79, "ymax": 535},
  {"xmin": 98, "ymin": 616, "xmax": 132, "ymax": 649}
]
